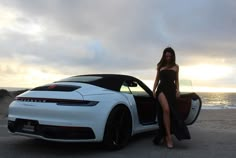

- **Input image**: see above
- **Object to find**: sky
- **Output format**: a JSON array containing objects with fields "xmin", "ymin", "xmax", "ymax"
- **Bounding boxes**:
[{"xmin": 0, "ymin": 0, "xmax": 236, "ymax": 92}]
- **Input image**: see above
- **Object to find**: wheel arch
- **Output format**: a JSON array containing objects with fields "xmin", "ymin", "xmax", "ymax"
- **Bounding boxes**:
[{"xmin": 102, "ymin": 104, "xmax": 133, "ymax": 139}]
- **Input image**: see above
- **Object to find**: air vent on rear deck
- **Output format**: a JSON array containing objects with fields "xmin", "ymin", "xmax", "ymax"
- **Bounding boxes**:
[{"xmin": 31, "ymin": 85, "xmax": 81, "ymax": 92}]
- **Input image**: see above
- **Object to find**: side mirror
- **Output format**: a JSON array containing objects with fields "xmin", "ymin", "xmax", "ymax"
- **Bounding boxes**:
[{"xmin": 124, "ymin": 81, "xmax": 138, "ymax": 87}]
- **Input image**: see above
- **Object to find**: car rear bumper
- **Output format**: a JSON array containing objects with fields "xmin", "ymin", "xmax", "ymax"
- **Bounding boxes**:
[
  {"xmin": 8, "ymin": 119, "xmax": 96, "ymax": 141},
  {"xmin": 8, "ymin": 101, "xmax": 108, "ymax": 142}
]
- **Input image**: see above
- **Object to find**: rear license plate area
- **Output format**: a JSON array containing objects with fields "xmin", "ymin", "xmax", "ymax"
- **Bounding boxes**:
[{"xmin": 16, "ymin": 119, "xmax": 39, "ymax": 133}]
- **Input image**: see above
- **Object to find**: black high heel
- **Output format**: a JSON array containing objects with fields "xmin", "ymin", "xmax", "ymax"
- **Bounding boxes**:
[{"xmin": 152, "ymin": 135, "xmax": 163, "ymax": 145}]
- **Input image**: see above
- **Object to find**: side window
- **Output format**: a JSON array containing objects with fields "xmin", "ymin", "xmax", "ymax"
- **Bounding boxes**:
[
  {"xmin": 120, "ymin": 84, "xmax": 131, "ymax": 94},
  {"xmin": 120, "ymin": 80, "xmax": 149, "ymax": 97},
  {"xmin": 129, "ymin": 82, "xmax": 149, "ymax": 97}
]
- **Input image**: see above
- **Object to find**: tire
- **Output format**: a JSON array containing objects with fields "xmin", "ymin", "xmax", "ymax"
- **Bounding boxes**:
[{"xmin": 103, "ymin": 106, "xmax": 132, "ymax": 150}]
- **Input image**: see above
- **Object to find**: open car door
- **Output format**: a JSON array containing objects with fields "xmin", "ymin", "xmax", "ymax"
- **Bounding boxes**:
[{"xmin": 176, "ymin": 93, "xmax": 202, "ymax": 125}]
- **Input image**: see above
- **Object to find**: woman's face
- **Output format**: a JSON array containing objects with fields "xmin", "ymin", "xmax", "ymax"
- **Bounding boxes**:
[{"xmin": 165, "ymin": 52, "xmax": 172, "ymax": 63}]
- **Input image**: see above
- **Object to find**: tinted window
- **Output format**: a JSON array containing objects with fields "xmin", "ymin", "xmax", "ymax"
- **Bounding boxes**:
[
  {"xmin": 55, "ymin": 74, "xmax": 137, "ymax": 92},
  {"xmin": 120, "ymin": 81, "xmax": 149, "ymax": 97},
  {"xmin": 120, "ymin": 84, "xmax": 132, "ymax": 94},
  {"xmin": 56, "ymin": 76, "xmax": 102, "ymax": 83}
]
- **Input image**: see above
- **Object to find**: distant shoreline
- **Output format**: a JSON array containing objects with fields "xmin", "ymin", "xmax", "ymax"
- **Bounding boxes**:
[{"xmin": 0, "ymin": 87, "xmax": 31, "ymax": 91}]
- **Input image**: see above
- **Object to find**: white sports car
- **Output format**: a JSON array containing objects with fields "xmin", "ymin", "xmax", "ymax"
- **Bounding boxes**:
[{"xmin": 8, "ymin": 74, "xmax": 201, "ymax": 149}]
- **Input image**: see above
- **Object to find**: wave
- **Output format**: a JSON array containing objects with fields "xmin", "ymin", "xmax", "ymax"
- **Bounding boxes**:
[{"xmin": 202, "ymin": 104, "xmax": 236, "ymax": 110}]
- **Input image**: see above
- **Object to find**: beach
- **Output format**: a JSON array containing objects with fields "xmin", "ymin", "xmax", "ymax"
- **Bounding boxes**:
[
  {"xmin": 179, "ymin": 109, "xmax": 236, "ymax": 157},
  {"xmin": 0, "ymin": 91, "xmax": 236, "ymax": 157},
  {"xmin": 194, "ymin": 109, "xmax": 236, "ymax": 132}
]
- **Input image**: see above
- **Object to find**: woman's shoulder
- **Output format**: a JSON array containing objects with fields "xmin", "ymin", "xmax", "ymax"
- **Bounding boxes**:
[
  {"xmin": 175, "ymin": 64, "xmax": 179, "ymax": 69},
  {"xmin": 173, "ymin": 64, "xmax": 179, "ymax": 71},
  {"xmin": 157, "ymin": 64, "xmax": 178, "ymax": 72}
]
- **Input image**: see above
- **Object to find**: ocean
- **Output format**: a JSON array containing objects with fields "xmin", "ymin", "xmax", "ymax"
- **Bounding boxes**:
[{"xmin": 198, "ymin": 92, "xmax": 236, "ymax": 109}]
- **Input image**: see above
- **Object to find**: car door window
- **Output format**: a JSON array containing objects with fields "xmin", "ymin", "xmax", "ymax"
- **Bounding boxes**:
[
  {"xmin": 120, "ymin": 81, "xmax": 149, "ymax": 97},
  {"xmin": 130, "ymin": 84, "xmax": 149, "ymax": 97},
  {"xmin": 120, "ymin": 84, "xmax": 132, "ymax": 94},
  {"xmin": 120, "ymin": 80, "xmax": 156, "ymax": 124}
]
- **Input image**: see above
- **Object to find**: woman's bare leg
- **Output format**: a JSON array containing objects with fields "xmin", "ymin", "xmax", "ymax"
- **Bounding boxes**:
[{"xmin": 158, "ymin": 92, "xmax": 173, "ymax": 148}]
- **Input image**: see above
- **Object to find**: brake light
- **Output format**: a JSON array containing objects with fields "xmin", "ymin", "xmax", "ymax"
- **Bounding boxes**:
[{"xmin": 15, "ymin": 97, "xmax": 98, "ymax": 106}]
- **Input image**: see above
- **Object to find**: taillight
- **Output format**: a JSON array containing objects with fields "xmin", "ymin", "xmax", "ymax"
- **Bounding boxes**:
[
  {"xmin": 57, "ymin": 101, "xmax": 98, "ymax": 106},
  {"xmin": 15, "ymin": 97, "xmax": 98, "ymax": 106}
]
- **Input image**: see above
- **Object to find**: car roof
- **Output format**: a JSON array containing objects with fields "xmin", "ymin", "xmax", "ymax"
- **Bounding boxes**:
[{"xmin": 56, "ymin": 74, "xmax": 140, "ymax": 92}]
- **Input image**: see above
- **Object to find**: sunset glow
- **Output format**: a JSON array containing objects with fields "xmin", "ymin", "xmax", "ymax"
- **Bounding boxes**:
[
  {"xmin": 0, "ymin": 1, "xmax": 236, "ymax": 93},
  {"xmin": 180, "ymin": 64, "xmax": 233, "ymax": 81}
]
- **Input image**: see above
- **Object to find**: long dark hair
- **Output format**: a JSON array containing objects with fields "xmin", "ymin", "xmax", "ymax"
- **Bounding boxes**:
[{"xmin": 157, "ymin": 47, "xmax": 176, "ymax": 71}]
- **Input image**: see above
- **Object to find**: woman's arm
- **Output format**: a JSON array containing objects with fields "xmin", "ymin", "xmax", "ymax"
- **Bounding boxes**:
[
  {"xmin": 175, "ymin": 65, "xmax": 180, "ymax": 97},
  {"xmin": 153, "ymin": 67, "xmax": 160, "ymax": 98}
]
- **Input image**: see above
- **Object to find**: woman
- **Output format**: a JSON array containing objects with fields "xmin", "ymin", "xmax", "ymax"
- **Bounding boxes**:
[{"xmin": 152, "ymin": 47, "xmax": 190, "ymax": 149}]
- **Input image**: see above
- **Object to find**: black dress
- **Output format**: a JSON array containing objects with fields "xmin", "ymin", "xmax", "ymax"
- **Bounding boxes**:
[{"xmin": 154, "ymin": 69, "xmax": 190, "ymax": 144}]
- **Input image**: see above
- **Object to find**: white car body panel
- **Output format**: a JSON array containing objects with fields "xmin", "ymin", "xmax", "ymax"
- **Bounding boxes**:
[{"xmin": 8, "ymin": 82, "xmax": 158, "ymax": 142}]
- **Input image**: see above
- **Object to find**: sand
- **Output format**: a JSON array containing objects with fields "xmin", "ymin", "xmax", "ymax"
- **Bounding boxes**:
[
  {"xmin": 194, "ymin": 109, "xmax": 236, "ymax": 132},
  {"xmin": 1, "ymin": 91, "xmax": 236, "ymax": 157}
]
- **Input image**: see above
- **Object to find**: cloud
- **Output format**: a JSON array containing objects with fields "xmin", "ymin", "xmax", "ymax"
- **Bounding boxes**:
[{"xmin": 0, "ymin": 0, "xmax": 236, "ymax": 90}]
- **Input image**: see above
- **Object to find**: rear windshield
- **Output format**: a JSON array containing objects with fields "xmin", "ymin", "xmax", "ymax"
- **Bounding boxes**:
[
  {"xmin": 56, "ymin": 76, "xmax": 103, "ymax": 83},
  {"xmin": 55, "ymin": 75, "xmax": 123, "ymax": 91}
]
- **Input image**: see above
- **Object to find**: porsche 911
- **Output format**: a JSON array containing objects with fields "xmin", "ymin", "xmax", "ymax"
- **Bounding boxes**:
[{"xmin": 8, "ymin": 74, "xmax": 201, "ymax": 149}]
